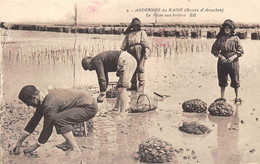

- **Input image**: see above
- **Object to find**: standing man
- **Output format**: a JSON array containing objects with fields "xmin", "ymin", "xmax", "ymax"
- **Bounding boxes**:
[
  {"xmin": 13, "ymin": 86, "xmax": 98, "ymax": 158},
  {"xmin": 121, "ymin": 17, "xmax": 150, "ymax": 91},
  {"xmin": 82, "ymin": 50, "xmax": 137, "ymax": 119}
]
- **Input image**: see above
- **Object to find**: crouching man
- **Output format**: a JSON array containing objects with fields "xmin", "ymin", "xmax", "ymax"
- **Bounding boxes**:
[
  {"xmin": 82, "ymin": 50, "xmax": 137, "ymax": 119},
  {"xmin": 13, "ymin": 86, "xmax": 97, "ymax": 158}
]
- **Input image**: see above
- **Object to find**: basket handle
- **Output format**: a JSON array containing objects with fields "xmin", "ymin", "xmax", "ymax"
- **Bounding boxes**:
[{"xmin": 136, "ymin": 94, "xmax": 151, "ymax": 112}]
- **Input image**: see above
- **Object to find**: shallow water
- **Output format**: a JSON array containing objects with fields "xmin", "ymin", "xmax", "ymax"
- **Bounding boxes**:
[{"xmin": 2, "ymin": 31, "xmax": 260, "ymax": 164}]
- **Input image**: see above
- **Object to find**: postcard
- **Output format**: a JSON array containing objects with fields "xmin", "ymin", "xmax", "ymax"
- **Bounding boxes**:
[{"xmin": 1, "ymin": 0, "xmax": 260, "ymax": 163}]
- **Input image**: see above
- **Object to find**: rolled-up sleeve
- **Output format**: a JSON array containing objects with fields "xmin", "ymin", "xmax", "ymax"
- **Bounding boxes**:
[
  {"xmin": 140, "ymin": 30, "xmax": 150, "ymax": 49},
  {"xmin": 211, "ymin": 39, "xmax": 220, "ymax": 57},
  {"xmin": 235, "ymin": 36, "xmax": 244, "ymax": 57},
  {"xmin": 24, "ymin": 107, "xmax": 43, "ymax": 134}
]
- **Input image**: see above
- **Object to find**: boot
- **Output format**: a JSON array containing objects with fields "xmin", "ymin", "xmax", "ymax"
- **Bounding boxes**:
[{"xmin": 127, "ymin": 83, "xmax": 137, "ymax": 91}]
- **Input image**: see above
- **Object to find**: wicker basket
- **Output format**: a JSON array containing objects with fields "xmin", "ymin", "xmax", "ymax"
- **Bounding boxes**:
[
  {"xmin": 106, "ymin": 82, "xmax": 117, "ymax": 98},
  {"xmin": 129, "ymin": 94, "xmax": 158, "ymax": 113},
  {"xmin": 72, "ymin": 122, "xmax": 86, "ymax": 137},
  {"xmin": 72, "ymin": 120, "xmax": 94, "ymax": 137}
]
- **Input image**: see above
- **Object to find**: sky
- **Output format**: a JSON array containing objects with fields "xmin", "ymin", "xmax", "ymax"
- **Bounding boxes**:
[{"xmin": 0, "ymin": 0, "xmax": 260, "ymax": 25}]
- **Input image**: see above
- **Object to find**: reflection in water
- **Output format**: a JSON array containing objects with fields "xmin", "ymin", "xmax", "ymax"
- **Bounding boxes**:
[
  {"xmin": 104, "ymin": 98, "xmax": 117, "ymax": 111},
  {"xmin": 3, "ymin": 33, "xmax": 260, "ymax": 163},
  {"xmin": 182, "ymin": 112, "xmax": 208, "ymax": 122},
  {"xmin": 209, "ymin": 104, "xmax": 242, "ymax": 164},
  {"xmin": 74, "ymin": 95, "xmax": 154, "ymax": 163}
]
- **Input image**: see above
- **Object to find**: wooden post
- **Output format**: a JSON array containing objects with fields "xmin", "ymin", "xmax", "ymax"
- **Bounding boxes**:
[
  {"xmin": 73, "ymin": 3, "xmax": 78, "ymax": 87},
  {"xmin": 0, "ymin": 42, "xmax": 2, "ymax": 164},
  {"xmin": 0, "ymin": 40, "xmax": 3, "ymax": 109},
  {"xmin": 0, "ymin": 27, "xmax": 8, "ymax": 110}
]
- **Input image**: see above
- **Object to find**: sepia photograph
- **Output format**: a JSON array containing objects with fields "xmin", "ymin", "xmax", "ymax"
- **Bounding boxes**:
[{"xmin": 0, "ymin": 0, "xmax": 260, "ymax": 163}]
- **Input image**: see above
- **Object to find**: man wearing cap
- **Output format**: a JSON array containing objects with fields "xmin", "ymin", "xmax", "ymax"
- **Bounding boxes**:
[
  {"xmin": 82, "ymin": 50, "xmax": 137, "ymax": 119},
  {"xmin": 13, "ymin": 86, "xmax": 97, "ymax": 158}
]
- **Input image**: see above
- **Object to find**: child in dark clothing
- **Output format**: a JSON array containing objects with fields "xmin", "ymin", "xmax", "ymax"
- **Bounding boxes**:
[
  {"xmin": 211, "ymin": 19, "xmax": 244, "ymax": 103},
  {"xmin": 13, "ymin": 86, "xmax": 97, "ymax": 158}
]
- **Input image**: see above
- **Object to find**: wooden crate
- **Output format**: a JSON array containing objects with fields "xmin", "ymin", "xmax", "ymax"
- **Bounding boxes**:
[
  {"xmin": 251, "ymin": 32, "xmax": 260, "ymax": 40},
  {"xmin": 207, "ymin": 31, "xmax": 216, "ymax": 38},
  {"xmin": 236, "ymin": 31, "xmax": 247, "ymax": 39}
]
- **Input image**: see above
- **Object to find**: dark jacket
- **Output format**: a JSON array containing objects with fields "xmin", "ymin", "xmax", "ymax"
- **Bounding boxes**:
[
  {"xmin": 212, "ymin": 19, "xmax": 243, "ymax": 59},
  {"xmin": 24, "ymin": 89, "xmax": 96, "ymax": 144},
  {"xmin": 211, "ymin": 35, "xmax": 244, "ymax": 59},
  {"xmin": 89, "ymin": 51, "xmax": 121, "ymax": 92}
]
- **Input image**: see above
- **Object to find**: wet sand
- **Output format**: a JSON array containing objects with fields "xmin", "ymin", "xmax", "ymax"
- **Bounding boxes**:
[{"xmin": 1, "ymin": 32, "xmax": 260, "ymax": 163}]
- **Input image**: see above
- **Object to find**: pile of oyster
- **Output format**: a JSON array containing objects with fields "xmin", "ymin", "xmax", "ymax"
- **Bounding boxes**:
[
  {"xmin": 182, "ymin": 99, "xmax": 207, "ymax": 113},
  {"xmin": 72, "ymin": 122, "xmax": 86, "ymax": 136},
  {"xmin": 208, "ymin": 101, "xmax": 233, "ymax": 116},
  {"xmin": 106, "ymin": 88, "xmax": 117, "ymax": 98},
  {"xmin": 179, "ymin": 122, "xmax": 211, "ymax": 135},
  {"xmin": 138, "ymin": 137, "xmax": 174, "ymax": 163}
]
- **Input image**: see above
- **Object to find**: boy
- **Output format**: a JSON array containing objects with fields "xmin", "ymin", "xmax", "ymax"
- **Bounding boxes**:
[
  {"xmin": 211, "ymin": 19, "xmax": 244, "ymax": 103},
  {"xmin": 82, "ymin": 50, "xmax": 137, "ymax": 119},
  {"xmin": 13, "ymin": 85, "xmax": 97, "ymax": 158}
]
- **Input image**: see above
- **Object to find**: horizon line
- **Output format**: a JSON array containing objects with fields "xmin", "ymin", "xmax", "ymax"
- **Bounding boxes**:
[{"xmin": 2, "ymin": 21, "xmax": 260, "ymax": 26}]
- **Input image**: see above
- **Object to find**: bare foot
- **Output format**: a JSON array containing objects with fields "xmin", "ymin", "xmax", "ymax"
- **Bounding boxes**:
[
  {"xmin": 108, "ymin": 107, "xmax": 118, "ymax": 113},
  {"xmin": 56, "ymin": 142, "xmax": 71, "ymax": 151},
  {"xmin": 214, "ymin": 98, "xmax": 226, "ymax": 102},
  {"xmin": 66, "ymin": 149, "xmax": 82, "ymax": 159},
  {"xmin": 116, "ymin": 112, "xmax": 128, "ymax": 121},
  {"xmin": 235, "ymin": 98, "xmax": 242, "ymax": 104}
]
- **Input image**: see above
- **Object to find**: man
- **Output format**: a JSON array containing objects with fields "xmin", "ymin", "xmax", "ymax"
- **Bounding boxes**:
[
  {"xmin": 82, "ymin": 50, "xmax": 137, "ymax": 119},
  {"xmin": 121, "ymin": 17, "xmax": 150, "ymax": 91},
  {"xmin": 13, "ymin": 85, "xmax": 97, "ymax": 158}
]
